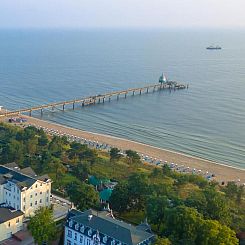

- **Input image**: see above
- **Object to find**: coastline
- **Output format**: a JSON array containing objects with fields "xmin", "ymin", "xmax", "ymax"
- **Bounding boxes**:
[{"xmin": 2, "ymin": 115, "xmax": 244, "ymax": 184}]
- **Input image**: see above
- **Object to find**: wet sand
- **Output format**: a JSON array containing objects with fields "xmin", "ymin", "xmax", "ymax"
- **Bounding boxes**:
[{"xmin": 1, "ymin": 115, "xmax": 245, "ymax": 184}]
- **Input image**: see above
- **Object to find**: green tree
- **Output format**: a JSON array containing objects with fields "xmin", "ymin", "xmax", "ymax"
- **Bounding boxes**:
[
  {"xmin": 125, "ymin": 150, "xmax": 141, "ymax": 164},
  {"xmin": 110, "ymin": 147, "xmax": 121, "ymax": 161},
  {"xmin": 109, "ymin": 182, "xmax": 130, "ymax": 214},
  {"xmin": 197, "ymin": 219, "xmax": 239, "ymax": 245},
  {"xmin": 128, "ymin": 173, "xmax": 149, "ymax": 211},
  {"xmin": 72, "ymin": 161, "xmax": 91, "ymax": 181},
  {"xmin": 49, "ymin": 157, "xmax": 66, "ymax": 182},
  {"xmin": 185, "ymin": 190, "xmax": 208, "ymax": 215},
  {"xmin": 28, "ymin": 207, "xmax": 56, "ymax": 245},
  {"xmin": 38, "ymin": 132, "xmax": 49, "ymax": 147},
  {"xmin": 146, "ymin": 195, "xmax": 169, "ymax": 232},
  {"xmin": 154, "ymin": 237, "xmax": 171, "ymax": 245},
  {"xmin": 164, "ymin": 206, "xmax": 202, "ymax": 244},
  {"xmin": 224, "ymin": 182, "xmax": 239, "ymax": 199},
  {"xmin": 203, "ymin": 188, "xmax": 231, "ymax": 225},
  {"xmin": 162, "ymin": 164, "xmax": 172, "ymax": 177},
  {"xmin": 67, "ymin": 182, "xmax": 99, "ymax": 211}
]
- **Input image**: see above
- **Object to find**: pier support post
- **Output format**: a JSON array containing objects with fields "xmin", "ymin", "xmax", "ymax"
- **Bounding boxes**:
[
  {"xmin": 62, "ymin": 104, "xmax": 65, "ymax": 111},
  {"xmin": 140, "ymin": 90, "xmax": 142, "ymax": 95},
  {"xmin": 147, "ymin": 88, "xmax": 149, "ymax": 93},
  {"xmin": 41, "ymin": 108, "xmax": 43, "ymax": 116},
  {"xmin": 52, "ymin": 106, "xmax": 54, "ymax": 111},
  {"xmin": 98, "ymin": 98, "xmax": 101, "ymax": 104},
  {"xmin": 109, "ymin": 97, "xmax": 111, "ymax": 102},
  {"xmin": 29, "ymin": 110, "xmax": 32, "ymax": 116},
  {"xmin": 103, "ymin": 97, "xmax": 105, "ymax": 103},
  {"xmin": 133, "ymin": 91, "xmax": 135, "ymax": 96},
  {"xmin": 125, "ymin": 93, "xmax": 127, "ymax": 98},
  {"xmin": 82, "ymin": 101, "xmax": 85, "ymax": 107},
  {"xmin": 73, "ymin": 103, "xmax": 75, "ymax": 110},
  {"xmin": 117, "ymin": 94, "xmax": 119, "ymax": 100}
]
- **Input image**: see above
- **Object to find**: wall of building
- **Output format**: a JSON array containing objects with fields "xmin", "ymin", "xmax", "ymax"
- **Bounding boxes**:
[
  {"xmin": 0, "ymin": 185, "xmax": 4, "ymax": 203},
  {"xmin": 0, "ymin": 179, "xmax": 51, "ymax": 217},
  {"xmin": 0, "ymin": 215, "xmax": 23, "ymax": 242},
  {"xmin": 3, "ymin": 181, "xmax": 21, "ymax": 210},
  {"xmin": 20, "ymin": 180, "xmax": 51, "ymax": 217},
  {"xmin": 64, "ymin": 227, "xmax": 96, "ymax": 245}
]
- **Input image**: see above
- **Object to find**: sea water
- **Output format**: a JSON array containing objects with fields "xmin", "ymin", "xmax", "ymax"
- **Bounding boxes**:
[{"xmin": 0, "ymin": 29, "xmax": 245, "ymax": 169}]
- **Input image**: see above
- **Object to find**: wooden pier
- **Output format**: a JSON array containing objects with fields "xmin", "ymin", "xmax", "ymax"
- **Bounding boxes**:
[{"xmin": 0, "ymin": 82, "xmax": 188, "ymax": 118}]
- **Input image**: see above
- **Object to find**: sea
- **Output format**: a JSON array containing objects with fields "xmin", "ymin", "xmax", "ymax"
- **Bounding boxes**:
[{"xmin": 0, "ymin": 29, "xmax": 245, "ymax": 169}]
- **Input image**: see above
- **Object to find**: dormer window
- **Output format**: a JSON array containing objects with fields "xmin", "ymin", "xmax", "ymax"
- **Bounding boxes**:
[
  {"xmin": 80, "ymin": 225, "xmax": 84, "ymax": 233},
  {"xmin": 88, "ymin": 229, "xmax": 92, "ymax": 236},
  {"xmin": 69, "ymin": 220, "xmax": 73, "ymax": 228},
  {"xmin": 103, "ymin": 236, "xmax": 108, "ymax": 243},
  {"xmin": 75, "ymin": 223, "xmax": 79, "ymax": 230},
  {"xmin": 111, "ymin": 240, "xmax": 116, "ymax": 245}
]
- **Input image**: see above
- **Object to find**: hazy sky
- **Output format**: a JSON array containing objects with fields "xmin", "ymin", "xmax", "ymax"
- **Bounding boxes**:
[{"xmin": 0, "ymin": 0, "xmax": 245, "ymax": 29}]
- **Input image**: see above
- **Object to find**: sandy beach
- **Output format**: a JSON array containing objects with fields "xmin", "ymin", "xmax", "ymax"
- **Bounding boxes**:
[{"xmin": 1, "ymin": 115, "xmax": 244, "ymax": 184}]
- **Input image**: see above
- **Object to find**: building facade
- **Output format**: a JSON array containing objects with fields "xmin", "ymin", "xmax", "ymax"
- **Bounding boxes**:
[
  {"xmin": 0, "ymin": 164, "xmax": 52, "ymax": 217},
  {"xmin": 0, "ymin": 207, "xmax": 24, "ymax": 242},
  {"xmin": 64, "ymin": 209, "xmax": 155, "ymax": 245}
]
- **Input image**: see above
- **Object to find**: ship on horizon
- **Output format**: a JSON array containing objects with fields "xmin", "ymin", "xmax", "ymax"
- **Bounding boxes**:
[{"xmin": 206, "ymin": 45, "xmax": 222, "ymax": 50}]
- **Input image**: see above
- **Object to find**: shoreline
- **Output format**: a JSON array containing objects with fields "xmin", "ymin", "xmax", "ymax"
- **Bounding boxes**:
[{"xmin": 1, "ymin": 115, "xmax": 245, "ymax": 183}]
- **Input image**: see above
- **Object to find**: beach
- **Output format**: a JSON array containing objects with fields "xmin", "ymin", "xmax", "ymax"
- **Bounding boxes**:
[{"xmin": 2, "ymin": 115, "xmax": 244, "ymax": 184}]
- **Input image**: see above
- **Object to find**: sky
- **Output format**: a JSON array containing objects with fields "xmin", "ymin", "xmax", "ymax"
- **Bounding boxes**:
[{"xmin": 0, "ymin": 0, "xmax": 245, "ymax": 29}]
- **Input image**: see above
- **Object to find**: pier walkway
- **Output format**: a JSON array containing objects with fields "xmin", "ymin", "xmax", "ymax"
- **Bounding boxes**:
[{"xmin": 0, "ymin": 82, "xmax": 187, "ymax": 117}]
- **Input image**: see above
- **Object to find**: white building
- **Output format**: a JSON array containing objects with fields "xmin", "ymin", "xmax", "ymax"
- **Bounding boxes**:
[
  {"xmin": 64, "ymin": 209, "xmax": 155, "ymax": 245},
  {"xmin": 0, "ymin": 163, "xmax": 52, "ymax": 217},
  {"xmin": 0, "ymin": 207, "xmax": 24, "ymax": 242}
]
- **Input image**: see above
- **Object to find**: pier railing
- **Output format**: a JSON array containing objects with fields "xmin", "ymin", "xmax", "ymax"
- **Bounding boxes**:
[{"xmin": 0, "ymin": 82, "xmax": 187, "ymax": 117}]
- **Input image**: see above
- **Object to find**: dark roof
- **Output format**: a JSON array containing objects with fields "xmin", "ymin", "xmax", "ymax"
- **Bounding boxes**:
[
  {"xmin": 0, "ymin": 165, "xmax": 37, "ymax": 190},
  {"xmin": 37, "ymin": 174, "xmax": 51, "ymax": 182},
  {"xmin": 66, "ymin": 209, "xmax": 154, "ymax": 245},
  {"xmin": 0, "ymin": 208, "xmax": 24, "ymax": 224},
  {"xmin": 20, "ymin": 167, "xmax": 37, "ymax": 178},
  {"xmin": 4, "ymin": 162, "xmax": 19, "ymax": 169}
]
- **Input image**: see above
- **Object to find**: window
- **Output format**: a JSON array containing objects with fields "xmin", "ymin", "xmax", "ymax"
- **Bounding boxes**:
[
  {"xmin": 14, "ymin": 195, "xmax": 15, "ymax": 199},
  {"xmin": 80, "ymin": 235, "xmax": 84, "ymax": 243},
  {"xmin": 87, "ymin": 240, "xmax": 90, "ymax": 245},
  {"xmin": 40, "ymin": 199, "xmax": 42, "ymax": 203},
  {"xmin": 23, "ymin": 205, "xmax": 25, "ymax": 211},
  {"xmin": 35, "ymin": 193, "xmax": 37, "ymax": 196},
  {"xmin": 23, "ymin": 197, "xmax": 26, "ymax": 202},
  {"xmin": 74, "ymin": 233, "xmax": 77, "ymax": 241},
  {"xmin": 30, "ymin": 195, "xmax": 32, "ymax": 198},
  {"xmin": 30, "ymin": 203, "xmax": 32, "ymax": 207},
  {"xmin": 36, "ymin": 184, "xmax": 38, "ymax": 188},
  {"xmin": 40, "ymin": 183, "xmax": 42, "ymax": 186},
  {"xmin": 8, "ymin": 222, "xmax": 10, "ymax": 227},
  {"xmin": 40, "ymin": 191, "xmax": 42, "ymax": 195},
  {"xmin": 67, "ymin": 230, "xmax": 72, "ymax": 238},
  {"xmin": 46, "ymin": 197, "xmax": 49, "ymax": 202},
  {"xmin": 103, "ymin": 236, "xmax": 107, "ymax": 243},
  {"xmin": 67, "ymin": 240, "xmax": 71, "ymax": 245},
  {"xmin": 17, "ymin": 205, "xmax": 19, "ymax": 210},
  {"xmin": 35, "ymin": 201, "xmax": 37, "ymax": 205},
  {"xmin": 16, "ymin": 218, "xmax": 19, "ymax": 224}
]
